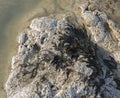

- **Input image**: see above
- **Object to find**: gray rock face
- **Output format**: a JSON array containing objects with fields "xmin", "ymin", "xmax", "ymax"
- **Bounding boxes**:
[{"xmin": 5, "ymin": 2, "xmax": 120, "ymax": 98}]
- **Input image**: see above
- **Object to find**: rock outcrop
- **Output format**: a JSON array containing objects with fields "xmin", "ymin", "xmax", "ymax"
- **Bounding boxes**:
[{"xmin": 5, "ymin": 1, "xmax": 120, "ymax": 98}]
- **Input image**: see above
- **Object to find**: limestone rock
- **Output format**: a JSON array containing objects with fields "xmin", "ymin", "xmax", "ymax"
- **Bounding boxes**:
[
  {"xmin": 18, "ymin": 32, "xmax": 28, "ymax": 44},
  {"xmin": 5, "ymin": 16, "xmax": 120, "ymax": 98},
  {"xmin": 5, "ymin": 1, "xmax": 120, "ymax": 97}
]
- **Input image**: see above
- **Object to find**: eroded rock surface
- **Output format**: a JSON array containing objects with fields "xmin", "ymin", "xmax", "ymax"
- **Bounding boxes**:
[
  {"xmin": 5, "ymin": 1, "xmax": 120, "ymax": 98},
  {"xmin": 5, "ymin": 16, "xmax": 120, "ymax": 98}
]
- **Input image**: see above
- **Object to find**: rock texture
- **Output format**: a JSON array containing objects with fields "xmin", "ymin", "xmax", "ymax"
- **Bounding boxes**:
[
  {"xmin": 5, "ymin": 1, "xmax": 120, "ymax": 98},
  {"xmin": 78, "ymin": 0, "xmax": 120, "ymax": 76}
]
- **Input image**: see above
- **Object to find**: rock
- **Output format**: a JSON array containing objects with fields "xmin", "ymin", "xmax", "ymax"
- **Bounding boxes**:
[
  {"xmin": 18, "ymin": 32, "xmax": 28, "ymax": 44},
  {"xmin": 30, "ymin": 17, "xmax": 57, "ymax": 32},
  {"xmin": 75, "ymin": 61, "xmax": 93, "ymax": 78},
  {"xmin": 81, "ymin": 10, "xmax": 107, "ymax": 43},
  {"xmin": 79, "ymin": 3, "xmax": 89, "ymax": 13},
  {"xmin": 5, "ymin": 2, "xmax": 120, "ymax": 98}
]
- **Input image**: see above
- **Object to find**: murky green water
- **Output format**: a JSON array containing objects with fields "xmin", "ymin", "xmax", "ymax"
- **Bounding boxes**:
[{"xmin": 0, "ymin": 0, "xmax": 77, "ymax": 97}]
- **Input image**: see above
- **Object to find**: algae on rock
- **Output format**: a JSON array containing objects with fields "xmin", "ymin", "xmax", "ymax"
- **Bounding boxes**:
[
  {"xmin": 5, "ymin": 1, "xmax": 120, "ymax": 98},
  {"xmin": 5, "ymin": 16, "xmax": 120, "ymax": 98}
]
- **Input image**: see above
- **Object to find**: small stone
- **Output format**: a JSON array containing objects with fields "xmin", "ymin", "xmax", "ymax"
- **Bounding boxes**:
[
  {"xmin": 6, "ymin": 11, "xmax": 120, "ymax": 98},
  {"xmin": 18, "ymin": 32, "xmax": 28, "ymax": 44},
  {"xmin": 75, "ymin": 61, "xmax": 93, "ymax": 78}
]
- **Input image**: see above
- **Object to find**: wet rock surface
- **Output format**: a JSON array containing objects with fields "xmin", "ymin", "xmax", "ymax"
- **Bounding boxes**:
[{"xmin": 5, "ymin": 1, "xmax": 120, "ymax": 98}]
